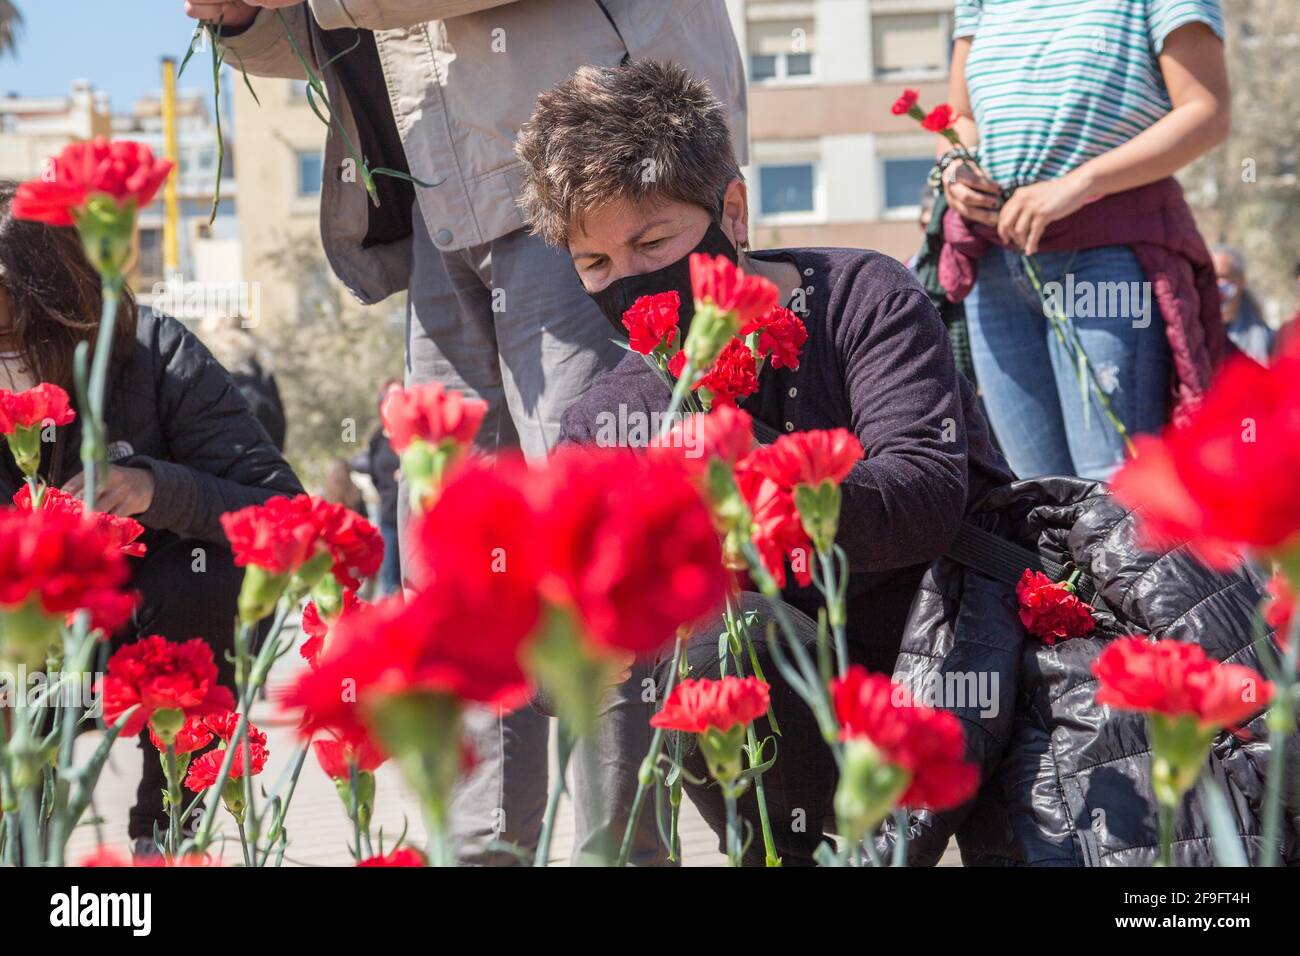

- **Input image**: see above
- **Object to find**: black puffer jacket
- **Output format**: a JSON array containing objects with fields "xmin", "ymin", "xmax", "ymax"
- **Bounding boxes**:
[
  {"xmin": 0, "ymin": 309, "xmax": 302, "ymax": 545},
  {"xmin": 884, "ymin": 476, "xmax": 1298, "ymax": 866}
]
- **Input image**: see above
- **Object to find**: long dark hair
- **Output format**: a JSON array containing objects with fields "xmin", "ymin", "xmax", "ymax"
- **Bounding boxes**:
[{"xmin": 0, "ymin": 181, "xmax": 137, "ymax": 392}]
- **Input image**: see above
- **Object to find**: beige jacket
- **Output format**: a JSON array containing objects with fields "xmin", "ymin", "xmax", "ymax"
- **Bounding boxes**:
[{"xmin": 223, "ymin": 0, "xmax": 749, "ymax": 305}]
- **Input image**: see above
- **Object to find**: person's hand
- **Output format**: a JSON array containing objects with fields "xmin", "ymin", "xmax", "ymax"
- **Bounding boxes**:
[
  {"xmin": 996, "ymin": 172, "xmax": 1091, "ymax": 256},
  {"xmin": 245, "ymin": 0, "xmax": 307, "ymax": 9},
  {"xmin": 63, "ymin": 465, "xmax": 156, "ymax": 518},
  {"xmin": 182, "ymin": 1, "xmax": 258, "ymax": 27},
  {"xmin": 942, "ymin": 161, "xmax": 1002, "ymax": 227}
]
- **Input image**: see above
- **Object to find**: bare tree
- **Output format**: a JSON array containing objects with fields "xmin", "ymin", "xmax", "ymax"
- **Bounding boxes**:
[{"xmin": 1182, "ymin": 0, "xmax": 1300, "ymax": 318}]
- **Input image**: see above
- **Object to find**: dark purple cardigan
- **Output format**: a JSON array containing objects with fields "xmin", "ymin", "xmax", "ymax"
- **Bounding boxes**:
[{"xmin": 561, "ymin": 247, "xmax": 1012, "ymax": 672}]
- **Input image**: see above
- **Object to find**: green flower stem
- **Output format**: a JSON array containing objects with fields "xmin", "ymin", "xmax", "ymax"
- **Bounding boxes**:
[
  {"xmin": 891, "ymin": 808, "xmax": 909, "ymax": 867},
  {"xmin": 1157, "ymin": 800, "xmax": 1175, "ymax": 867},
  {"xmin": 723, "ymin": 593, "xmax": 782, "ymax": 867},
  {"xmin": 45, "ymin": 616, "xmax": 97, "ymax": 866},
  {"xmin": 1260, "ymin": 609, "xmax": 1299, "ymax": 866},
  {"xmin": 163, "ymin": 744, "xmax": 182, "ymax": 859},
  {"xmin": 723, "ymin": 786, "xmax": 743, "ymax": 867},
  {"xmin": 257, "ymin": 740, "xmax": 308, "ymax": 867},
  {"xmin": 80, "ymin": 276, "xmax": 123, "ymax": 510},
  {"xmin": 535, "ymin": 718, "xmax": 576, "ymax": 867},
  {"xmin": 616, "ymin": 637, "xmax": 685, "ymax": 867},
  {"xmin": 740, "ymin": 540, "xmax": 840, "ymax": 751},
  {"xmin": 668, "ymin": 775, "xmax": 683, "ymax": 862},
  {"xmin": 658, "ymin": 359, "xmax": 695, "ymax": 441},
  {"xmin": 814, "ymin": 547, "xmax": 850, "ymax": 679},
  {"xmin": 1020, "ymin": 255, "xmax": 1135, "ymax": 457},
  {"xmin": 187, "ymin": 599, "xmax": 292, "ymax": 855}
]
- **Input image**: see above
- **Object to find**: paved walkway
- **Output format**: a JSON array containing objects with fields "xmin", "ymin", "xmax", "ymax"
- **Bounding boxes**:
[{"xmin": 67, "ymin": 619, "xmax": 959, "ymax": 867}]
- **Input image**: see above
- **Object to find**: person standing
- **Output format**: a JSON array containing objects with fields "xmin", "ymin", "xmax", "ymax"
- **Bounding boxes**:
[
  {"xmin": 351, "ymin": 379, "xmax": 402, "ymax": 596},
  {"xmin": 939, "ymin": 0, "xmax": 1231, "ymax": 481},
  {"xmin": 183, "ymin": 0, "xmax": 747, "ymax": 865},
  {"xmin": 1211, "ymin": 244, "xmax": 1276, "ymax": 364}
]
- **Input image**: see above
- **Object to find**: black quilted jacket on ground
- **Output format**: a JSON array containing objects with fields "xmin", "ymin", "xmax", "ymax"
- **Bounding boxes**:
[
  {"xmin": 884, "ymin": 476, "xmax": 1298, "ymax": 866},
  {"xmin": 0, "ymin": 309, "xmax": 302, "ymax": 546}
]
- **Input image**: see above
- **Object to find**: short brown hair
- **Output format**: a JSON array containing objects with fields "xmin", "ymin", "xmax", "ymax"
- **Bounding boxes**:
[{"xmin": 515, "ymin": 60, "xmax": 740, "ymax": 247}]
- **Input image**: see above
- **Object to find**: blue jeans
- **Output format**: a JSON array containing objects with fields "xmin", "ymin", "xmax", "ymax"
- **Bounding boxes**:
[
  {"xmin": 964, "ymin": 244, "xmax": 1171, "ymax": 481},
  {"xmin": 378, "ymin": 522, "xmax": 401, "ymax": 596}
]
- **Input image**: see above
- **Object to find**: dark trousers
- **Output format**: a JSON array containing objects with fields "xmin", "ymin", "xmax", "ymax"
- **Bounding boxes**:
[
  {"xmin": 115, "ymin": 536, "xmax": 241, "ymax": 841},
  {"xmin": 653, "ymin": 592, "xmax": 836, "ymax": 867}
]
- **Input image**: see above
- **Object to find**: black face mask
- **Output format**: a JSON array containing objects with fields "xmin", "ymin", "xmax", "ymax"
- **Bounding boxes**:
[{"xmin": 587, "ymin": 221, "xmax": 738, "ymax": 337}]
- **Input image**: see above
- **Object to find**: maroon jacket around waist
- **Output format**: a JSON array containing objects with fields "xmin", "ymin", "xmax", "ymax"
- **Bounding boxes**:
[{"xmin": 938, "ymin": 177, "xmax": 1230, "ymax": 420}]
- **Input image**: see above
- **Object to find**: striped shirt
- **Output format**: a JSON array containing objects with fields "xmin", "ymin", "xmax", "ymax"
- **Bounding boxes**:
[{"xmin": 954, "ymin": 0, "xmax": 1224, "ymax": 188}]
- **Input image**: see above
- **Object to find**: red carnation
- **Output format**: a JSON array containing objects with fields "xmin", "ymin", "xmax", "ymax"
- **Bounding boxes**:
[
  {"xmin": 313, "ymin": 736, "xmax": 387, "ymax": 780},
  {"xmin": 148, "ymin": 714, "xmax": 215, "ymax": 755},
  {"xmin": 1093, "ymin": 637, "xmax": 1273, "ymax": 730},
  {"xmin": 622, "ymin": 291, "xmax": 681, "ymax": 355},
  {"xmin": 220, "ymin": 494, "xmax": 322, "ymax": 576},
  {"xmin": 921, "ymin": 104, "xmax": 956, "ymax": 132},
  {"xmin": 13, "ymin": 484, "xmax": 146, "ymax": 557},
  {"xmin": 11, "ymin": 138, "xmax": 172, "ymax": 228},
  {"xmin": 311, "ymin": 499, "xmax": 384, "ymax": 590},
  {"xmin": 694, "ymin": 338, "xmax": 759, "ymax": 407},
  {"xmin": 891, "ymin": 89, "xmax": 921, "ymax": 116},
  {"xmin": 380, "ymin": 381, "xmax": 487, "ymax": 455},
  {"xmin": 689, "ymin": 253, "xmax": 779, "ymax": 332},
  {"xmin": 357, "ymin": 846, "xmax": 426, "ymax": 867},
  {"xmin": 99, "ymin": 636, "xmax": 236, "ymax": 738},
  {"xmin": 1264, "ymin": 572, "xmax": 1295, "ymax": 650},
  {"xmin": 831, "ymin": 666, "xmax": 978, "ymax": 813},
  {"xmin": 752, "ymin": 306, "xmax": 808, "ymax": 370},
  {"xmin": 0, "ymin": 506, "xmax": 135, "ymax": 643},
  {"xmin": 184, "ymin": 713, "xmax": 269, "ymax": 791},
  {"xmin": 0, "ymin": 383, "xmax": 76, "ymax": 432},
  {"xmin": 1015, "ymin": 569, "xmax": 1095, "ymax": 644},
  {"xmin": 734, "ymin": 464, "xmax": 813, "ymax": 589},
  {"xmin": 651, "ymin": 405, "xmax": 754, "ymax": 479},
  {"xmin": 300, "ymin": 589, "xmax": 365, "ymax": 669},
  {"xmin": 1112, "ymin": 337, "xmax": 1300, "ymax": 570},
  {"xmin": 744, "ymin": 428, "xmax": 863, "ymax": 489},
  {"xmin": 650, "ymin": 676, "xmax": 770, "ymax": 734},
  {"xmin": 535, "ymin": 447, "xmax": 729, "ymax": 655}
]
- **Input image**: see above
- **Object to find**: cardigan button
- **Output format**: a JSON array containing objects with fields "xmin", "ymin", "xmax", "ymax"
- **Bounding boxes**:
[
  {"xmin": 787, "ymin": 386, "xmax": 798, "ymax": 398},
  {"xmin": 785, "ymin": 421, "xmax": 795, "ymax": 432}
]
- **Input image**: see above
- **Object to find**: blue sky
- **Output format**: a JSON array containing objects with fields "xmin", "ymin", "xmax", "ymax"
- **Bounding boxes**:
[{"xmin": 0, "ymin": 1, "xmax": 214, "ymax": 110}]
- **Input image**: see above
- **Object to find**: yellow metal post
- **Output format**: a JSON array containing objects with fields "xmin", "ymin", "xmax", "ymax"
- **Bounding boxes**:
[{"xmin": 161, "ymin": 56, "xmax": 181, "ymax": 278}]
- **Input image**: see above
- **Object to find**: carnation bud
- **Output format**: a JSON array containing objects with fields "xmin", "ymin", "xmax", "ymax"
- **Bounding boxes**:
[
  {"xmin": 1147, "ymin": 713, "xmax": 1216, "ymax": 807},
  {"xmin": 680, "ymin": 301, "xmax": 740, "ymax": 380},
  {"xmin": 236, "ymin": 564, "xmax": 290, "ymax": 624},
  {"xmin": 310, "ymin": 573, "xmax": 345, "ymax": 620},
  {"xmin": 334, "ymin": 769, "xmax": 377, "ymax": 831},
  {"xmin": 0, "ymin": 598, "xmax": 64, "ymax": 671},
  {"xmin": 148, "ymin": 707, "xmax": 186, "ymax": 747},
  {"xmin": 73, "ymin": 195, "xmax": 137, "ymax": 279},
  {"xmin": 793, "ymin": 480, "xmax": 842, "ymax": 555},
  {"xmin": 834, "ymin": 737, "xmax": 910, "ymax": 845},
  {"xmin": 7, "ymin": 425, "xmax": 44, "ymax": 479},
  {"xmin": 696, "ymin": 723, "xmax": 749, "ymax": 791},
  {"xmin": 399, "ymin": 437, "xmax": 463, "ymax": 513}
]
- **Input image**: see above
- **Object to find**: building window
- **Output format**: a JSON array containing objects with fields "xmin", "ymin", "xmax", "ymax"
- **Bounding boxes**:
[
  {"xmin": 758, "ymin": 162, "xmax": 816, "ymax": 218},
  {"xmin": 882, "ymin": 157, "xmax": 934, "ymax": 213},
  {"xmin": 296, "ymin": 150, "xmax": 323, "ymax": 197},
  {"xmin": 747, "ymin": 19, "xmax": 815, "ymax": 83},
  {"xmin": 136, "ymin": 227, "xmax": 163, "ymax": 284},
  {"xmin": 872, "ymin": 13, "xmax": 948, "ymax": 79}
]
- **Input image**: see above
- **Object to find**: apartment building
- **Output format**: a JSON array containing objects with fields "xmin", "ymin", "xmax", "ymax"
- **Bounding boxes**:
[{"xmin": 726, "ymin": 0, "xmax": 953, "ymax": 261}]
